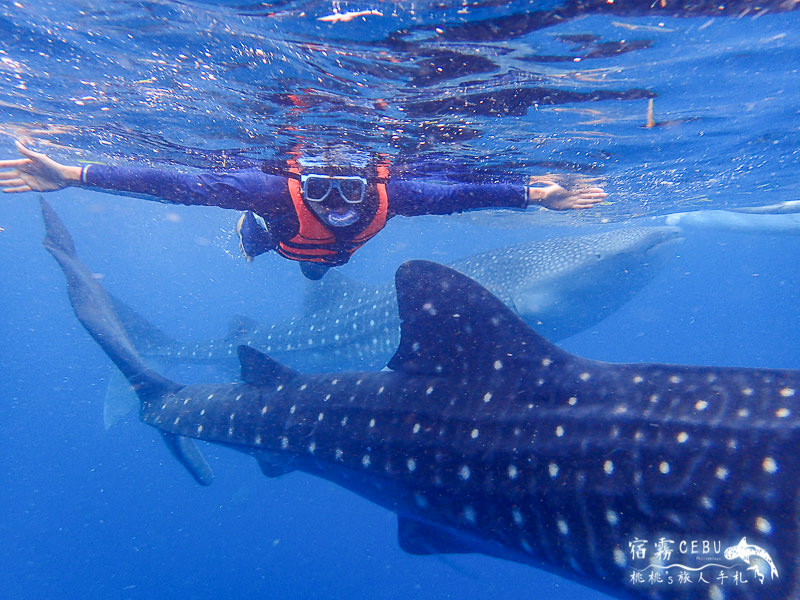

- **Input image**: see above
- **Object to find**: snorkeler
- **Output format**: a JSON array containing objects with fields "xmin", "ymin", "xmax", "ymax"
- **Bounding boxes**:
[{"xmin": 0, "ymin": 141, "xmax": 606, "ymax": 279}]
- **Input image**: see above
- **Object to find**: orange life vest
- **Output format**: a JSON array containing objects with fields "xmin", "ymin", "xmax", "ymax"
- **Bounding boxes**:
[{"xmin": 277, "ymin": 165, "xmax": 389, "ymax": 266}]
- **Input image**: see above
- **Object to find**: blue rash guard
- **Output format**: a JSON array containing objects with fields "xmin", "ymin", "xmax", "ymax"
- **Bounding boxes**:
[{"xmin": 80, "ymin": 164, "xmax": 528, "ymax": 259}]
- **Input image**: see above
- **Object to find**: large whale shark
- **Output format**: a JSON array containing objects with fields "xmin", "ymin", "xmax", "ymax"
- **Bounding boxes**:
[
  {"xmin": 103, "ymin": 224, "xmax": 681, "ymax": 427},
  {"xmin": 123, "ymin": 226, "xmax": 682, "ymax": 372},
  {"xmin": 42, "ymin": 199, "xmax": 800, "ymax": 599}
]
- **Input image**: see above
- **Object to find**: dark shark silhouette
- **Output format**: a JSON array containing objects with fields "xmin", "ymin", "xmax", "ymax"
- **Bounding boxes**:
[{"xmin": 42, "ymin": 198, "xmax": 800, "ymax": 599}]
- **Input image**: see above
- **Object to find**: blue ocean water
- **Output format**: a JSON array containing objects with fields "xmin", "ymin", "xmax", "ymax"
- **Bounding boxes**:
[{"xmin": 1, "ymin": 2, "xmax": 800, "ymax": 599}]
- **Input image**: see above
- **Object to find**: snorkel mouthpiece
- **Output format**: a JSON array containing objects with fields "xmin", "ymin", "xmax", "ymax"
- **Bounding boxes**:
[{"xmin": 327, "ymin": 208, "xmax": 359, "ymax": 227}]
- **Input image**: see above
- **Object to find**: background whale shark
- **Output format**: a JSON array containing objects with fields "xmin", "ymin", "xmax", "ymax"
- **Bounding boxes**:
[
  {"xmin": 102, "ymin": 225, "xmax": 681, "ymax": 427},
  {"xmin": 42, "ymin": 199, "xmax": 800, "ymax": 600}
]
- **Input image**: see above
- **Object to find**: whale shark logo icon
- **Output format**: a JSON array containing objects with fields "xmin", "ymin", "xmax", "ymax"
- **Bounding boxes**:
[{"xmin": 724, "ymin": 537, "xmax": 779, "ymax": 583}]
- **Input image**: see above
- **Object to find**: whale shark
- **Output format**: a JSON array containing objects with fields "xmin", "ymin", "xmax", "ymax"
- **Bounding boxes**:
[
  {"xmin": 122, "ymin": 225, "xmax": 682, "ymax": 372},
  {"xmin": 42, "ymin": 198, "xmax": 800, "ymax": 599},
  {"xmin": 102, "ymin": 225, "xmax": 681, "ymax": 426}
]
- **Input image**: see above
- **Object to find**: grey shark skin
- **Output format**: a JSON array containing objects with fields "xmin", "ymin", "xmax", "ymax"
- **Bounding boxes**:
[
  {"xmin": 42, "ymin": 198, "xmax": 800, "ymax": 599},
  {"xmin": 127, "ymin": 226, "xmax": 682, "ymax": 372}
]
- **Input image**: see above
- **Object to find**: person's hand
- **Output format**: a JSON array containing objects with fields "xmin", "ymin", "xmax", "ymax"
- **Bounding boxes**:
[
  {"xmin": 527, "ymin": 174, "xmax": 607, "ymax": 211},
  {"xmin": 0, "ymin": 141, "xmax": 82, "ymax": 193}
]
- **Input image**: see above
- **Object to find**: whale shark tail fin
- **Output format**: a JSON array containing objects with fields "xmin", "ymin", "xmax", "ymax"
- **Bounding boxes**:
[{"xmin": 40, "ymin": 198, "xmax": 213, "ymax": 485}]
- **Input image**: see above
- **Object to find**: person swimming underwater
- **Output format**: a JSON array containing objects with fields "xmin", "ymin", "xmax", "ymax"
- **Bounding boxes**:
[{"xmin": 0, "ymin": 141, "xmax": 606, "ymax": 279}]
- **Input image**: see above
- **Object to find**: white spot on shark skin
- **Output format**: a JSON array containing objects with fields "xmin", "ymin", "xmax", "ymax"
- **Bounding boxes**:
[
  {"xmin": 677, "ymin": 431, "xmax": 689, "ymax": 444},
  {"xmin": 780, "ymin": 387, "xmax": 796, "ymax": 398},
  {"xmin": 426, "ymin": 386, "xmax": 434, "ymax": 395},
  {"xmin": 173, "ymin": 417, "xmax": 181, "ymax": 425},
  {"xmin": 737, "ymin": 408, "xmax": 750, "ymax": 418},
  {"xmin": 412, "ymin": 423, "xmax": 421, "ymax": 434},
  {"xmin": 605, "ymin": 510, "xmax": 619, "ymax": 526},
  {"xmin": 318, "ymin": 412, "xmax": 325, "ymax": 422},
  {"xmin": 708, "ymin": 585, "xmax": 723, "ymax": 600},
  {"xmin": 255, "ymin": 435, "xmax": 262, "ymax": 446},
  {"xmin": 207, "ymin": 393, "xmax": 214, "ymax": 400},
  {"xmin": 557, "ymin": 519, "xmax": 569, "ymax": 535},
  {"xmin": 776, "ymin": 407, "xmax": 791, "ymax": 418},
  {"xmin": 763, "ymin": 457, "xmax": 778, "ymax": 474},
  {"xmin": 235, "ymin": 394, "xmax": 242, "ymax": 401},
  {"xmin": 613, "ymin": 548, "xmax": 627, "ymax": 567},
  {"xmin": 200, "ymin": 409, "xmax": 206, "ymax": 416},
  {"xmin": 603, "ymin": 460, "xmax": 614, "ymax": 475},
  {"xmin": 459, "ymin": 465, "xmax": 471, "ymax": 480},
  {"xmin": 341, "ymin": 416, "xmax": 348, "ymax": 426},
  {"xmin": 493, "ymin": 360, "xmax": 503, "ymax": 370},
  {"xmin": 542, "ymin": 357, "xmax": 552, "ymax": 367},
  {"xmin": 659, "ymin": 461, "xmax": 670, "ymax": 475},
  {"xmin": 579, "ymin": 372, "xmax": 590, "ymax": 382},
  {"xmin": 508, "ymin": 465, "xmax": 519, "ymax": 480},
  {"xmin": 300, "ymin": 384, "xmax": 307, "ymax": 391},
  {"xmin": 632, "ymin": 375, "xmax": 643, "ymax": 384},
  {"xmin": 335, "ymin": 449, "xmax": 343, "ymax": 460},
  {"xmin": 555, "ymin": 425, "xmax": 565, "ymax": 438},
  {"xmin": 548, "ymin": 463, "xmax": 559, "ymax": 478},
  {"xmin": 715, "ymin": 466, "xmax": 729, "ymax": 480},
  {"xmin": 463, "ymin": 506, "xmax": 476, "ymax": 523},
  {"xmin": 695, "ymin": 400, "xmax": 709, "ymax": 411},
  {"xmin": 183, "ymin": 398, "xmax": 191, "ymax": 406},
  {"xmin": 290, "ymin": 405, "xmax": 296, "ymax": 414},
  {"xmin": 228, "ymin": 426, "xmax": 234, "ymax": 436},
  {"xmin": 756, "ymin": 516, "xmax": 773, "ymax": 534},
  {"xmin": 407, "ymin": 458, "xmax": 417, "ymax": 472},
  {"xmin": 669, "ymin": 375, "xmax": 681, "ymax": 384},
  {"xmin": 700, "ymin": 496, "xmax": 714, "ymax": 510},
  {"xmin": 261, "ymin": 405, "xmax": 268, "ymax": 415},
  {"xmin": 483, "ymin": 392, "xmax": 492, "ymax": 403},
  {"xmin": 369, "ymin": 418, "xmax": 376, "ymax": 428},
  {"xmin": 362, "ymin": 455, "xmax": 371, "ymax": 468},
  {"xmin": 471, "ymin": 428, "xmax": 479, "ymax": 439},
  {"xmin": 568, "ymin": 396, "xmax": 577, "ymax": 406},
  {"xmin": 197, "ymin": 425, "xmax": 203, "ymax": 434},
  {"xmin": 741, "ymin": 387, "xmax": 753, "ymax": 396},
  {"xmin": 512, "ymin": 508, "xmax": 523, "ymax": 525},
  {"xmin": 281, "ymin": 436, "xmax": 288, "ymax": 449}
]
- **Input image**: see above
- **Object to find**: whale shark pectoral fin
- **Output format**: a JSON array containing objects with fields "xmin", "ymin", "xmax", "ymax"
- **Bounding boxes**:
[
  {"xmin": 255, "ymin": 453, "xmax": 296, "ymax": 478},
  {"xmin": 161, "ymin": 432, "xmax": 214, "ymax": 486},
  {"xmin": 397, "ymin": 517, "xmax": 477, "ymax": 555},
  {"xmin": 237, "ymin": 345, "xmax": 299, "ymax": 387}
]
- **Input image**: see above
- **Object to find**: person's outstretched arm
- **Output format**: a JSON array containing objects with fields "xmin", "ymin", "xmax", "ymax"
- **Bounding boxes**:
[
  {"xmin": 0, "ymin": 141, "xmax": 82, "ymax": 192},
  {"xmin": 0, "ymin": 141, "xmax": 290, "ymax": 216},
  {"xmin": 526, "ymin": 174, "xmax": 607, "ymax": 210},
  {"xmin": 388, "ymin": 172, "xmax": 607, "ymax": 217}
]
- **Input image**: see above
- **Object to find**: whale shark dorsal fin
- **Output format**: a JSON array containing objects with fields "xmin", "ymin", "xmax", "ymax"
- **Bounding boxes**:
[
  {"xmin": 237, "ymin": 345, "xmax": 298, "ymax": 387},
  {"xmin": 389, "ymin": 260, "xmax": 573, "ymax": 377}
]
